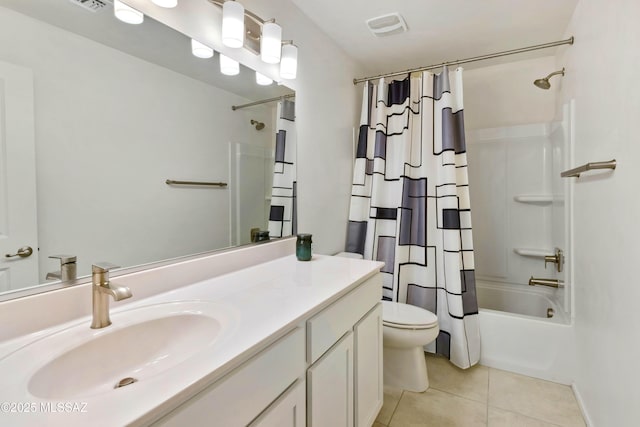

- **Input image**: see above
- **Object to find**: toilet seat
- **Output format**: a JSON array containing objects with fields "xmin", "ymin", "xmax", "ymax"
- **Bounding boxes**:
[{"xmin": 382, "ymin": 301, "xmax": 438, "ymax": 329}]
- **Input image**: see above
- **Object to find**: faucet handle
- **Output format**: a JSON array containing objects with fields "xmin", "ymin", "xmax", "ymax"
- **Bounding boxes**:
[
  {"xmin": 92, "ymin": 262, "xmax": 120, "ymax": 274},
  {"xmin": 543, "ymin": 248, "xmax": 564, "ymax": 273},
  {"xmin": 49, "ymin": 254, "xmax": 77, "ymax": 264}
]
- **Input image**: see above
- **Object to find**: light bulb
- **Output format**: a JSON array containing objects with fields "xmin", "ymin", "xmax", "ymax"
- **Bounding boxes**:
[
  {"xmin": 256, "ymin": 72, "xmax": 273, "ymax": 86},
  {"xmin": 261, "ymin": 22, "xmax": 282, "ymax": 64},
  {"xmin": 222, "ymin": 1, "xmax": 245, "ymax": 48},
  {"xmin": 220, "ymin": 54, "xmax": 240, "ymax": 76},
  {"xmin": 280, "ymin": 44, "xmax": 298, "ymax": 79},
  {"xmin": 114, "ymin": 0, "xmax": 144, "ymax": 24},
  {"xmin": 151, "ymin": 0, "xmax": 177, "ymax": 7},
  {"xmin": 191, "ymin": 39, "xmax": 214, "ymax": 59}
]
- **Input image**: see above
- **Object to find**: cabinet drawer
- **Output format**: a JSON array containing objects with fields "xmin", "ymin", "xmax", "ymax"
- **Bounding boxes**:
[
  {"xmin": 307, "ymin": 273, "xmax": 381, "ymax": 364},
  {"xmin": 153, "ymin": 327, "xmax": 305, "ymax": 427}
]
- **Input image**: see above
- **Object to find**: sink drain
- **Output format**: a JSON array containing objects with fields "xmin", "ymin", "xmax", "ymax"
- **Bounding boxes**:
[
  {"xmin": 115, "ymin": 377, "xmax": 137, "ymax": 389},
  {"xmin": 546, "ymin": 307, "xmax": 555, "ymax": 318}
]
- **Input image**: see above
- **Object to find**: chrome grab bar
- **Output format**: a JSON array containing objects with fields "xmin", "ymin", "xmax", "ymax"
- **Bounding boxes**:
[
  {"xmin": 561, "ymin": 159, "xmax": 616, "ymax": 178},
  {"xmin": 166, "ymin": 179, "xmax": 227, "ymax": 187}
]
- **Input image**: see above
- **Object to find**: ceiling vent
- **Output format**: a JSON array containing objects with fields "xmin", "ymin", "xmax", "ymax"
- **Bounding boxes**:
[
  {"xmin": 366, "ymin": 13, "xmax": 408, "ymax": 37},
  {"xmin": 68, "ymin": 0, "xmax": 112, "ymax": 13}
]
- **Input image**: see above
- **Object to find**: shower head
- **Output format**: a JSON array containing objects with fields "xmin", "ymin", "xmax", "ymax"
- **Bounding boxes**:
[
  {"xmin": 250, "ymin": 119, "xmax": 265, "ymax": 130},
  {"xmin": 533, "ymin": 68, "xmax": 565, "ymax": 90},
  {"xmin": 533, "ymin": 78, "xmax": 551, "ymax": 90}
]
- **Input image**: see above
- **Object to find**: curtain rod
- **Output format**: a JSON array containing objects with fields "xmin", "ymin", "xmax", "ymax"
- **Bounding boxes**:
[
  {"xmin": 353, "ymin": 36, "xmax": 574, "ymax": 85},
  {"xmin": 231, "ymin": 93, "xmax": 295, "ymax": 111}
]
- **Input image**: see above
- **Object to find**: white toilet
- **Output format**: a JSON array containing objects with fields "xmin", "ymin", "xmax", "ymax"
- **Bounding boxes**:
[
  {"xmin": 335, "ymin": 252, "xmax": 439, "ymax": 392},
  {"xmin": 382, "ymin": 301, "xmax": 439, "ymax": 392}
]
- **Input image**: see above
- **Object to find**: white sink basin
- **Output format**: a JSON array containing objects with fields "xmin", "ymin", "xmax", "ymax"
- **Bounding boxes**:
[{"xmin": 1, "ymin": 301, "xmax": 230, "ymax": 400}]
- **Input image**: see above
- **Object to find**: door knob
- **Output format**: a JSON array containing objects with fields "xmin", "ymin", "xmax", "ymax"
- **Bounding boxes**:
[{"xmin": 5, "ymin": 246, "xmax": 34, "ymax": 258}]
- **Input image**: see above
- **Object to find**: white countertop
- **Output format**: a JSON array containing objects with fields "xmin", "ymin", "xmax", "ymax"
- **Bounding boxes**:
[{"xmin": 0, "ymin": 254, "xmax": 382, "ymax": 426}]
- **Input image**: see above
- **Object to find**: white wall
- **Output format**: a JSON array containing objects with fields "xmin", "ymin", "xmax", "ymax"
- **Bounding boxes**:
[
  {"xmin": 464, "ymin": 56, "xmax": 558, "ymax": 130},
  {"xmin": 556, "ymin": 0, "xmax": 640, "ymax": 425},
  {"xmin": 0, "ymin": 7, "xmax": 272, "ymax": 281}
]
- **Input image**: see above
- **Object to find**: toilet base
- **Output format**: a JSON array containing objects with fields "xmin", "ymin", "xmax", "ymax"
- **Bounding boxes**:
[{"xmin": 383, "ymin": 346, "xmax": 429, "ymax": 392}]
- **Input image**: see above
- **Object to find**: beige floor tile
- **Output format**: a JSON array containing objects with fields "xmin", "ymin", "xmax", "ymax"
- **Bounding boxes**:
[
  {"xmin": 426, "ymin": 353, "xmax": 489, "ymax": 403},
  {"xmin": 488, "ymin": 369, "xmax": 585, "ymax": 427},
  {"xmin": 373, "ymin": 423, "xmax": 387, "ymax": 427},
  {"xmin": 389, "ymin": 388, "xmax": 487, "ymax": 427},
  {"xmin": 376, "ymin": 385, "xmax": 403, "ymax": 425},
  {"xmin": 488, "ymin": 407, "xmax": 562, "ymax": 427}
]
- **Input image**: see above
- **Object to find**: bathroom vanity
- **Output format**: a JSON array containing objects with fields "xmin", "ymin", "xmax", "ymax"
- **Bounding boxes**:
[{"xmin": 0, "ymin": 239, "xmax": 383, "ymax": 426}]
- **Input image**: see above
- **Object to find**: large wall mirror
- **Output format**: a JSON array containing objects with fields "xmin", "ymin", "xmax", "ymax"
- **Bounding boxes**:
[{"xmin": 0, "ymin": 0, "xmax": 296, "ymax": 299}]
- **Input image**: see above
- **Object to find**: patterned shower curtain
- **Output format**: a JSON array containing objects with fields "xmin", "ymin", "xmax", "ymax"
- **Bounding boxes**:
[
  {"xmin": 346, "ymin": 67, "xmax": 480, "ymax": 369},
  {"xmin": 268, "ymin": 100, "xmax": 297, "ymax": 238}
]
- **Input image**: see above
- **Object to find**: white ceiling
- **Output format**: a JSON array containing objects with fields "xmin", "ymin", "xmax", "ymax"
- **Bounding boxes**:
[
  {"xmin": 3, "ymin": 0, "xmax": 578, "ymax": 93},
  {"xmin": 291, "ymin": 0, "xmax": 578, "ymax": 77}
]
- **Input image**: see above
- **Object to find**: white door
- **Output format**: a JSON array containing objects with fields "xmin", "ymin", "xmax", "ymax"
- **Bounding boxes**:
[
  {"xmin": 354, "ymin": 304, "xmax": 383, "ymax": 427},
  {"xmin": 0, "ymin": 61, "xmax": 39, "ymax": 293},
  {"xmin": 307, "ymin": 331, "xmax": 354, "ymax": 427},
  {"xmin": 250, "ymin": 380, "xmax": 306, "ymax": 427}
]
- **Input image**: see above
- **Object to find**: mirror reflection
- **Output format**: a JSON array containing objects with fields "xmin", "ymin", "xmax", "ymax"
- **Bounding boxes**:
[{"xmin": 0, "ymin": 0, "xmax": 296, "ymax": 297}]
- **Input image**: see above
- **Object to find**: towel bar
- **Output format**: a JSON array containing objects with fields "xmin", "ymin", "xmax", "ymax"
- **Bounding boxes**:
[
  {"xmin": 561, "ymin": 159, "xmax": 616, "ymax": 178},
  {"xmin": 165, "ymin": 179, "xmax": 227, "ymax": 187}
]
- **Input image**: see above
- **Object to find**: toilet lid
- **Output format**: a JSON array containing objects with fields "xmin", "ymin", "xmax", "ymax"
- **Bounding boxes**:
[{"xmin": 382, "ymin": 301, "xmax": 438, "ymax": 329}]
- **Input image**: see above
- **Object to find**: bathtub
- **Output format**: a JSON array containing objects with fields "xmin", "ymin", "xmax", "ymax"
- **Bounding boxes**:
[{"xmin": 476, "ymin": 280, "xmax": 575, "ymax": 384}]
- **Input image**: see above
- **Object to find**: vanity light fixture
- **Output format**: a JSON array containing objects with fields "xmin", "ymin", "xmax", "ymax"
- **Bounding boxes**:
[
  {"xmin": 114, "ymin": 0, "xmax": 144, "ymax": 24},
  {"xmin": 255, "ymin": 72, "xmax": 273, "ymax": 86},
  {"xmin": 151, "ymin": 0, "xmax": 178, "ymax": 8},
  {"xmin": 191, "ymin": 39, "xmax": 214, "ymax": 58},
  {"xmin": 222, "ymin": 0, "xmax": 245, "ymax": 48},
  {"xmin": 220, "ymin": 54, "xmax": 240, "ymax": 75},
  {"xmin": 261, "ymin": 21, "xmax": 282, "ymax": 64},
  {"xmin": 129, "ymin": 0, "xmax": 298, "ymax": 80},
  {"xmin": 208, "ymin": 0, "xmax": 298, "ymax": 79},
  {"xmin": 280, "ymin": 42, "xmax": 298, "ymax": 79}
]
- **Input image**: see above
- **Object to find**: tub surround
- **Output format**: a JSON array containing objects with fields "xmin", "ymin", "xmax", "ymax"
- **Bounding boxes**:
[
  {"xmin": 0, "ymin": 240, "xmax": 384, "ymax": 426},
  {"xmin": 477, "ymin": 280, "xmax": 567, "ymax": 321}
]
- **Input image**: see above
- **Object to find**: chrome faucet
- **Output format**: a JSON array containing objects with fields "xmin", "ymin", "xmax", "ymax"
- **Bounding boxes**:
[
  {"xmin": 46, "ymin": 255, "xmax": 77, "ymax": 281},
  {"xmin": 91, "ymin": 263, "xmax": 132, "ymax": 329}
]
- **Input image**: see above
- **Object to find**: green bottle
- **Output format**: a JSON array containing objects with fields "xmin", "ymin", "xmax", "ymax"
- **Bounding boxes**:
[{"xmin": 296, "ymin": 234, "xmax": 312, "ymax": 261}]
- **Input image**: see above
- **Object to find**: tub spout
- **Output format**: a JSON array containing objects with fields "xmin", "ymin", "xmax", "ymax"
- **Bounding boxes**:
[{"xmin": 529, "ymin": 276, "xmax": 563, "ymax": 288}]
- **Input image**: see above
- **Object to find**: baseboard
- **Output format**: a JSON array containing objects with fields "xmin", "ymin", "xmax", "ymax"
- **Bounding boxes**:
[{"xmin": 572, "ymin": 383, "xmax": 593, "ymax": 427}]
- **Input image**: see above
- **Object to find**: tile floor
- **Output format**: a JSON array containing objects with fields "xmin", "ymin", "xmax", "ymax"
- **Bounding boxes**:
[{"xmin": 374, "ymin": 354, "xmax": 586, "ymax": 427}]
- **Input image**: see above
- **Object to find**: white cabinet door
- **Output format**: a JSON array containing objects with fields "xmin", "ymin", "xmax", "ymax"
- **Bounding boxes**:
[
  {"xmin": 250, "ymin": 379, "xmax": 306, "ymax": 427},
  {"xmin": 307, "ymin": 331, "xmax": 354, "ymax": 427},
  {"xmin": 0, "ymin": 61, "xmax": 39, "ymax": 293},
  {"xmin": 354, "ymin": 304, "xmax": 383, "ymax": 427}
]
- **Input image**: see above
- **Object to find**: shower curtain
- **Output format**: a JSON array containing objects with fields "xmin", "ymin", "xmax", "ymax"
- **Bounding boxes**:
[
  {"xmin": 268, "ymin": 100, "xmax": 297, "ymax": 238},
  {"xmin": 346, "ymin": 68, "xmax": 480, "ymax": 368}
]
